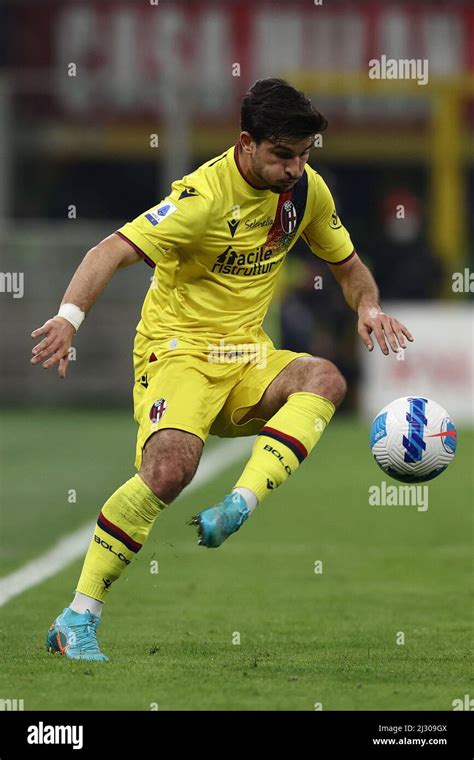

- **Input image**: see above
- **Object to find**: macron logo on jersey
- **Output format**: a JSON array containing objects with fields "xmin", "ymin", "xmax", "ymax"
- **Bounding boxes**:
[
  {"xmin": 145, "ymin": 201, "xmax": 177, "ymax": 227},
  {"xmin": 179, "ymin": 187, "xmax": 199, "ymax": 199}
]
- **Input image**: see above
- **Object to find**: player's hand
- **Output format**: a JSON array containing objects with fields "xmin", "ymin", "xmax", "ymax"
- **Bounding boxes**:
[
  {"xmin": 31, "ymin": 317, "xmax": 76, "ymax": 378},
  {"xmin": 358, "ymin": 305, "xmax": 414, "ymax": 355}
]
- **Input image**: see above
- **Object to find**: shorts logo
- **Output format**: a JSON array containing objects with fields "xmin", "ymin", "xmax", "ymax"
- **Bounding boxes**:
[
  {"xmin": 150, "ymin": 398, "xmax": 167, "ymax": 423},
  {"xmin": 281, "ymin": 200, "xmax": 297, "ymax": 234},
  {"xmin": 145, "ymin": 201, "xmax": 177, "ymax": 227}
]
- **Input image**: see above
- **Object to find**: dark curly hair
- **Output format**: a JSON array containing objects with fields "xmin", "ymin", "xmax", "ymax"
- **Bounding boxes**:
[{"xmin": 241, "ymin": 78, "xmax": 328, "ymax": 144}]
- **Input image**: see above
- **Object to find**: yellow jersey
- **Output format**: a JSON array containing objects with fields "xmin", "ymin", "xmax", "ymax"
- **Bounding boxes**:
[{"xmin": 116, "ymin": 144, "xmax": 354, "ymax": 353}]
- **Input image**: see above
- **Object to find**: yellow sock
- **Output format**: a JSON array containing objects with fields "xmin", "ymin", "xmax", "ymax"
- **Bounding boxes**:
[
  {"xmin": 234, "ymin": 392, "xmax": 335, "ymax": 503},
  {"xmin": 76, "ymin": 474, "xmax": 166, "ymax": 602}
]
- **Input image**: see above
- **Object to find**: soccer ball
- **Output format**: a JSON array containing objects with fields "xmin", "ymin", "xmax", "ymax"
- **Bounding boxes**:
[{"xmin": 370, "ymin": 396, "xmax": 457, "ymax": 483}]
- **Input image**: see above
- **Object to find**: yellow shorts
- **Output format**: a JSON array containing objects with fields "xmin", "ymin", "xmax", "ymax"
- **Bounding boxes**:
[{"xmin": 133, "ymin": 341, "xmax": 311, "ymax": 469}]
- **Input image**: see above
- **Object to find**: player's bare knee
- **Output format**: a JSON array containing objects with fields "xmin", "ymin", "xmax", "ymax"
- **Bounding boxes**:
[
  {"xmin": 139, "ymin": 429, "xmax": 202, "ymax": 503},
  {"xmin": 317, "ymin": 359, "xmax": 347, "ymax": 407},
  {"xmin": 140, "ymin": 459, "xmax": 196, "ymax": 503},
  {"xmin": 301, "ymin": 357, "xmax": 347, "ymax": 408},
  {"xmin": 331, "ymin": 369, "xmax": 347, "ymax": 408}
]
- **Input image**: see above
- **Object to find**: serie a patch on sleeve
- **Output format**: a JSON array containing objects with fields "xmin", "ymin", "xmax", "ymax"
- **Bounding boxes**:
[{"xmin": 144, "ymin": 201, "xmax": 178, "ymax": 227}]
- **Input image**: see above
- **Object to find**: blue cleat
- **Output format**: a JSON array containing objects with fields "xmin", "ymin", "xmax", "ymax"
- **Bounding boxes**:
[
  {"xmin": 190, "ymin": 492, "xmax": 250, "ymax": 548},
  {"xmin": 46, "ymin": 607, "xmax": 109, "ymax": 661}
]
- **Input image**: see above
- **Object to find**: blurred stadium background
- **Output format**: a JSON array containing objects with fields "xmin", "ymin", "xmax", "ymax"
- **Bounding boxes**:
[
  {"xmin": 1, "ymin": 0, "xmax": 473, "ymax": 412},
  {"xmin": 0, "ymin": 0, "xmax": 472, "ymax": 711}
]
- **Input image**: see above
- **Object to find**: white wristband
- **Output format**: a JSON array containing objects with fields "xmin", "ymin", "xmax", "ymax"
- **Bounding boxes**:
[{"xmin": 56, "ymin": 303, "xmax": 86, "ymax": 332}]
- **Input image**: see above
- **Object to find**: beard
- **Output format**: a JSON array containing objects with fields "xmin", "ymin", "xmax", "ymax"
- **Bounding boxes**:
[{"xmin": 250, "ymin": 158, "xmax": 298, "ymax": 194}]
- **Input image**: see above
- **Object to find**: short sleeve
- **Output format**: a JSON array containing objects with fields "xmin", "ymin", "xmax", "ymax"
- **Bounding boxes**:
[
  {"xmin": 115, "ymin": 181, "xmax": 210, "ymax": 267},
  {"xmin": 302, "ymin": 172, "xmax": 355, "ymax": 265}
]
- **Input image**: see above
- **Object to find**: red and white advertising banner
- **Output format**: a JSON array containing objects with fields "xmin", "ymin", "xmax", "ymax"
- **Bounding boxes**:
[{"xmin": 7, "ymin": 1, "xmax": 474, "ymax": 121}]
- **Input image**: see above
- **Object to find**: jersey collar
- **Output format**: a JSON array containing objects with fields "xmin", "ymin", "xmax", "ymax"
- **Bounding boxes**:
[{"xmin": 232, "ymin": 143, "xmax": 271, "ymax": 194}]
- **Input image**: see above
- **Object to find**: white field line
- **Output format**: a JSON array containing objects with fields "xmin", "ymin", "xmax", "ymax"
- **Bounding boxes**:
[{"xmin": 0, "ymin": 437, "xmax": 251, "ymax": 607}]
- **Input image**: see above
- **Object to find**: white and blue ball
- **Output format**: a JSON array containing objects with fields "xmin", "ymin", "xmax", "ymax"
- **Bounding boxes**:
[{"xmin": 370, "ymin": 396, "xmax": 457, "ymax": 483}]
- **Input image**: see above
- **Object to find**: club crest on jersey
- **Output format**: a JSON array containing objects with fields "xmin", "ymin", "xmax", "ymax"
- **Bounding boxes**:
[
  {"xmin": 281, "ymin": 200, "xmax": 297, "ymax": 234},
  {"xmin": 145, "ymin": 202, "xmax": 177, "ymax": 227},
  {"xmin": 150, "ymin": 398, "xmax": 167, "ymax": 423}
]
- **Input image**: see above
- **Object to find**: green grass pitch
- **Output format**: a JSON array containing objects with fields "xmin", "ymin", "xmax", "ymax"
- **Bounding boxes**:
[{"xmin": 0, "ymin": 409, "xmax": 472, "ymax": 710}]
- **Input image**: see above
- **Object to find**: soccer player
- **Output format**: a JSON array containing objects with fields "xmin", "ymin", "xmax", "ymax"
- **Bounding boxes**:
[{"xmin": 32, "ymin": 79, "xmax": 413, "ymax": 661}]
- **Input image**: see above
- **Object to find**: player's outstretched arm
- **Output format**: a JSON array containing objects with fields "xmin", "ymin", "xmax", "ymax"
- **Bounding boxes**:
[
  {"xmin": 31, "ymin": 234, "xmax": 141, "ymax": 378},
  {"xmin": 329, "ymin": 252, "xmax": 414, "ymax": 355}
]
